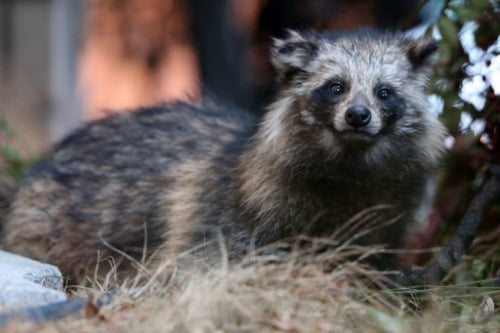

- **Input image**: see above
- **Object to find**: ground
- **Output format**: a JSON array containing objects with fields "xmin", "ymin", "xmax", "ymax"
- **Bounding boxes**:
[{"xmin": 2, "ymin": 237, "xmax": 499, "ymax": 332}]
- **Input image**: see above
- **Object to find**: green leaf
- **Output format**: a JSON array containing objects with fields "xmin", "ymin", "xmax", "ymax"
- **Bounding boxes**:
[
  {"xmin": 438, "ymin": 42, "xmax": 453, "ymax": 64},
  {"xmin": 0, "ymin": 145, "xmax": 22, "ymax": 163},
  {"xmin": 445, "ymin": 8, "xmax": 460, "ymax": 21},
  {"xmin": 365, "ymin": 306, "xmax": 407, "ymax": 333},
  {"xmin": 448, "ymin": 0, "xmax": 467, "ymax": 9},
  {"xmin": 442, "ymin": 99, "xmax": 462, "ymax": 131},
  {"xmin": 469, "ymin": 0, "xmax": 492, "ymax": 11},
  {"xmin": 456, "ymin": 7, "xmax": 482, "ymax": 22},
  {"xmin": 438, "ymin": 17, "xmax": 460, "ymax": 48},
  {"xmin": 471, "ymin": 259, "xmax": 487, "ymax": 280},
  {"xmin": 450, "ymin": 57, "xmax": 467, "ymax": 74}
]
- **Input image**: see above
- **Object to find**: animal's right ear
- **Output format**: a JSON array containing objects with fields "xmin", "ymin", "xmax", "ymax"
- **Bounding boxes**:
[
  {"xmin": 406, "ymin": 38, "xmax": 438, "ymax": 72},
  {"xmin": 271, "ymin": 30, "xmax": 319, "ymax": 81}
]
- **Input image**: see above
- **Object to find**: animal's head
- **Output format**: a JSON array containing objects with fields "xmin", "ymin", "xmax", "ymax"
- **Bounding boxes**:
[{"xmin": 261, "ymin": 30, "xmax": 445, "ymax": 170}]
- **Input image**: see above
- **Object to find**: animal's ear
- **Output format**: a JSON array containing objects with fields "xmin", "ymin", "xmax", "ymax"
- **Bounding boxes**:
[
  {"xmin": 406, "ymin": 38, "xmax": 438, "ymax": 71},
  {"xmin": 271, "ymin": 30, "xmax": 319, "ymax": 80}
]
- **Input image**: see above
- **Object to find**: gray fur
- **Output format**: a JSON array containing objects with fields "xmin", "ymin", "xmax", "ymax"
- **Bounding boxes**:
[{"xmin": 1, "ymin": 30, "xmax": 446, "ymax": 282}]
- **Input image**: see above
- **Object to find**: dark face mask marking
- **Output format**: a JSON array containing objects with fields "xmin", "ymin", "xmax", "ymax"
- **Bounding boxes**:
[
  {"xmin": 374, "ymin": 84, "xmax": 405, "ymax": 123},
  {"xmin": 311, "ymin": 79, "xmax": 349, "ymax": 107}
]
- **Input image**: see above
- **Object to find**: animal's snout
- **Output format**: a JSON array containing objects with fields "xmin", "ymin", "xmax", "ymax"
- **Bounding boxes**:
[{"xmin": 345, "ymin": 105, "xmax": 371, "ymax": 128}]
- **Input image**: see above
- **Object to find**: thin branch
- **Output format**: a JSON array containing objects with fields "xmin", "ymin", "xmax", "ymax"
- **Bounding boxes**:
[{"xmin": 396, "ymin": 164, "xmax": 500, "ymax": 287}]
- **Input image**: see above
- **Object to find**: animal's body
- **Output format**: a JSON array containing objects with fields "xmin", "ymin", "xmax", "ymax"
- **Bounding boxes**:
[{"xmin": 1, "ymin": 30, "xmax": 446, "ymax": 282}]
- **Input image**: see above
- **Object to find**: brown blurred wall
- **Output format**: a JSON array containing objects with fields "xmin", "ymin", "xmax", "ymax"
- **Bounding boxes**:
[
  {"xmin": 79, "ymin": 0, "xmax": 200, "ymax": 119},
  {"xmin": 0, "ymin": 0, "xmax": 51, "ymax": 153},
  {"xmin": 1, "ymin": 0, "xmax": 83, "ymax": 152},
  {"xmin": 0, "ymin": 0, "xmax": 419, "ymax": 153}
]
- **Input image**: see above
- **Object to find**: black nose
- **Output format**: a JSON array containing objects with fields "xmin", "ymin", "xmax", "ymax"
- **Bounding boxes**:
[{"xmin": 345, "ymin": 105, "xmax": 371, "ymax": 128}]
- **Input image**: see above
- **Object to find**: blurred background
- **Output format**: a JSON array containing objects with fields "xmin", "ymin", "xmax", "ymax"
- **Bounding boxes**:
[
  {"xmin": 1, "ymin": 0, "xmax": 499, "ymax": 272},
  {"xmin": 0, "ymin": 0, "xmax": 426, "ymax": 151}
]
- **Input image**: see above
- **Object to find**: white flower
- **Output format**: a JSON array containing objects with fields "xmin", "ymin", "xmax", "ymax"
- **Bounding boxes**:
[
  {"xmin": 458, "ymin": 22, "xmax": 477, "ymax": 53},
  {"xmin": 428, "ymin": 18, "xmax": 498, "ymax": 116},
  {"xmin": 469, "ymin": 48, "xmax": 487, "ymax": 64},
  {"xmin": 459, "ymin": 75, "xmax": 488, "ymax": 110},
  {"xmin": 489, "ymin": 55, "xmax": 500, "ymax": 95},
  {"xmin": 427, "ymin": 94, "xmax": 444, "ymax": 117},
  {"xmin": 432, "ymin": 25, "xmax": 442, "ymax": 41},
  {"xmin": 444, "ymin": 135, "xmax": 456, "ymax": 150},
  {"xmin": 459, "ymin": 22, "xmax": 484, "ymax": 63},
  {"xmin": 465, "ymin": 57, "xmax": 490, "ymax": 77},
  {"xmin": 488, "ymin": 35, "xmax": 500, "ymax": 53},
  {"xmin": 459, "ymin": 112, "xmax": 473, "ymax": 132},
  {"xmin": 470, "ymin": 118, "xmax": 486, "ymax": 136},
  {"xmin": 457, "ymin": 21, "xmax": 496, "ymax": 110}
]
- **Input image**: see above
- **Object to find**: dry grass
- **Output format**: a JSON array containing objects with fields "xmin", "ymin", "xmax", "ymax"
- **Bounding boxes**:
[{"xmin": 3, "ymin": 236, "xmax": 500, "ymax": 333}]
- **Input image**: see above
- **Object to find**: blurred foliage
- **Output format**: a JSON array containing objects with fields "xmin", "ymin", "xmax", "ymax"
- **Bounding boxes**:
[
  {"xmin": 423, "ymin": 0, "xmax": 500, "ymax": 280},
  {"xmin": 0, "ymin": 112, "xmax": 32, "ymax": 188}
]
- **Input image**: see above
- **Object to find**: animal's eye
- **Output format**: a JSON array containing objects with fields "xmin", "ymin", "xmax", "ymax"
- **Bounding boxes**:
[
  {"xmin": 377, "ymin": 88, "xmax": 392, "ymax": 100},
  {"xmin": 329, "ymin": 82, "xmax": 345, "ymax": 95}
]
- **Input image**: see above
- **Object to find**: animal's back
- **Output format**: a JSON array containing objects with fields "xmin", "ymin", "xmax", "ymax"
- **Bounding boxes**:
[
  {"xmin": 1, "ymin": 29, "xmax": 447, "ymax": 283},
  {"xmin": 2, "ymin": 100, "xmax": 257, "ymax": 280}
]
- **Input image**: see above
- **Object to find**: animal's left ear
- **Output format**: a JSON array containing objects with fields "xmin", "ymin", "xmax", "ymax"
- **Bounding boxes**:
[{"xmin": 406, "ymin": 38, "xmax": 438, "ymax": 71}]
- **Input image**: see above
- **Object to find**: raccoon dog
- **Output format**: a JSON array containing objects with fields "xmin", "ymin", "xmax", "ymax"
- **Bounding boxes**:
[{"xmin": 1, "ymin": 30, "xmax": 446, "ymax": 282}]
